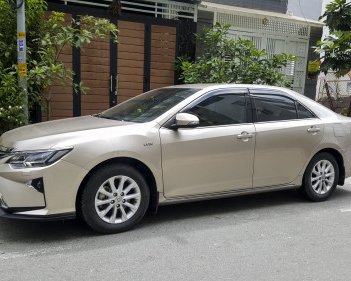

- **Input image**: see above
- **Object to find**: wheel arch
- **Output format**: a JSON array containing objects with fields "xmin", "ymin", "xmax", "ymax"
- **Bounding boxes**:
[
  {"xmin": 76, "ymin": 157, "xmax": 159, "ymax": 217},
  {"xmin": 312, "ymin": 148, "xmax": 345, "ymax": 185}
]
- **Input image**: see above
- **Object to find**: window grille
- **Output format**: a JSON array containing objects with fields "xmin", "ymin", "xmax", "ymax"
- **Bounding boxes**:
[{"xmin": 216, "ymin": 12, "xmax": 309, "ymax": 38}]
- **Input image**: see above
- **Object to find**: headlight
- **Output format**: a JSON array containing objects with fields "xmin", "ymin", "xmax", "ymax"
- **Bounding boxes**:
[{"xmin": 6, "ymin": 148, "xmax": 72, "ymax": 169}]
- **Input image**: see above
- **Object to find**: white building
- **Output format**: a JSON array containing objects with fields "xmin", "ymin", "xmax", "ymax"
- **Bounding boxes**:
[{"xmin": 198, "ymin": 0, "xmax": 324, "ymax": 98}]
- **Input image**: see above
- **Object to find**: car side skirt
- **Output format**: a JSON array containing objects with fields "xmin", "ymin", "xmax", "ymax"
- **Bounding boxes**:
[{"xmin": 158, "ymin": 184, "xmax": 299, "ymax": 205}]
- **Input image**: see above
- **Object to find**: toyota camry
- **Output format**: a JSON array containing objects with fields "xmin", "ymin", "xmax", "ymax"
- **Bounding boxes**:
[{"xmin": 0, "ymin": 84, "xmax": 351, "ymax": 233}]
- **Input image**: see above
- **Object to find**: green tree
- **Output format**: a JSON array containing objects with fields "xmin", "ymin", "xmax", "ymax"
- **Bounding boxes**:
[
  {"xmin": 29, "ymin": 12, "xmax": 117, "ymax": 120},
  {"xmin": 0, "ymin": 1, "xmax": 118, "ymax": 135},
  {"xmin": 315, "ymin": 0, "xmax": 351, "ymax": 116},
  {"xmin": 0, "ymin": 0, "xmax": 46, "ymax": 134},
  {"xmin": 178, "ymin": 23, "xmax": 296, "ymax": 86},
  {"xmin": 315, "ymin": 0, "xmax": 351, "ymax": 76}
]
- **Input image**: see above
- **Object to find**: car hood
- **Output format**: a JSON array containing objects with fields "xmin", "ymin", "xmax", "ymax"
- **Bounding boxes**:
[{"xmin": 0, "ymin": 116, "xmax": 137, "ymax": 150}]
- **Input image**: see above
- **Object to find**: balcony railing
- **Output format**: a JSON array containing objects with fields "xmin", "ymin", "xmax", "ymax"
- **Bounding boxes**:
[{"xmin": 56, "ymin": 0, "xmax": 198, "ymax": 21}]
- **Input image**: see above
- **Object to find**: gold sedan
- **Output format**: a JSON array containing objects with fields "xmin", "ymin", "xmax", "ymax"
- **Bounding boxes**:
[{"xmin": 1, "ymin": 84, "xmax": 351, "ymax": 233}]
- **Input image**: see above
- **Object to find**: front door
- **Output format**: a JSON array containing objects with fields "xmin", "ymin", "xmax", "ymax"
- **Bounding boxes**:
[{"xmin": 160, "ymin": 89, "xmax": 255, "ymax": 198}]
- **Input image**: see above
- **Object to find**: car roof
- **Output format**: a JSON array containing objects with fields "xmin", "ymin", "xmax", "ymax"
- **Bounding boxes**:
[{"xmin": 166, "ymin": 83, "xmax": 292, "ymax": 92}]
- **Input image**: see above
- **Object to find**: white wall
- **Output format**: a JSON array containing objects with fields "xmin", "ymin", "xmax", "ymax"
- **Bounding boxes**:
[{"xmin": 287, "ymin": 0, "xmax": 323, "ymax": 20}]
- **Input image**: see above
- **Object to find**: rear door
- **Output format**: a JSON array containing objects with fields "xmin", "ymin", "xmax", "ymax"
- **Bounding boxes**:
[
  {"xmin": 160, "ymin": 89, "xmax": 256, "ymax": 198},
  {"xmin": 250, "ymin": 89, "xmax": 324, "ymax": 187}
]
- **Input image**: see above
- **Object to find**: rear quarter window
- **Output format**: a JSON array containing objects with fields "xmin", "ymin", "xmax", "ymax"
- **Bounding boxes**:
[{"xmin": 296, "ymin": 102, "xmax": 316, "ymax": 119}]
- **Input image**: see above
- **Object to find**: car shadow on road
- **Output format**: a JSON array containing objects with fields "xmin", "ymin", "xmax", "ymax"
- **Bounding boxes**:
[
  {"xmin": 143, "ymin": 186, "xmax": 351, "ymax": 225},
  {"xmin": 1, "ymin": 187, "xmax": 351, "ymax": 246}
]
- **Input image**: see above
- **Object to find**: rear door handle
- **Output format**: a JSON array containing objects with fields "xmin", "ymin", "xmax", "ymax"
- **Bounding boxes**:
[
  {"xmin": 237, "ymin": 131, "xmax": 254, "ymax": 139},
  {"xmin": 307, "ymin": 126, "xmax": 321, "ymax": 133}
]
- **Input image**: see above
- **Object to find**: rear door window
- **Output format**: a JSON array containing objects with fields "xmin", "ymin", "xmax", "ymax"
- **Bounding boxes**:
[{"xmin": 252, "ymin": 94, "xmax": 298, "ymax": 122}]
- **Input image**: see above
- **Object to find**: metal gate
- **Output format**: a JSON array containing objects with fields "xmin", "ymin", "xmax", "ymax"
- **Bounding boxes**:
[
  {"xmin": 44, "ymin": 3, "xmax": 196, "ymax": 120},
  {"xmin": 115, "ymin": 21, "xmax": 177, "ymax": 104}
]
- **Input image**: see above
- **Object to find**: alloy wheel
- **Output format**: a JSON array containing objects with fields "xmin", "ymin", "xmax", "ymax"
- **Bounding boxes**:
[
  {"xmin": 94, "ymin": 175, "xmax": 141, "ymax": 224},
  {"xmin": 311, "ymin": 160, "xmax": 335, "ymax": 195}
]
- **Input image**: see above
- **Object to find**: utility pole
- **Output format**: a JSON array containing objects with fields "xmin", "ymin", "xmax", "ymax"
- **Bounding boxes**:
[{"xmin": 16, "ymin": 0, "xmax": 28, "ymax": 120}]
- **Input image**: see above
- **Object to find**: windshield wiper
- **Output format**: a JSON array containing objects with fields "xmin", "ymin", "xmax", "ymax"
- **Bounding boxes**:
[{"xmin": 94, "ymin": 114, "xmax": 122, "ymax": 121}]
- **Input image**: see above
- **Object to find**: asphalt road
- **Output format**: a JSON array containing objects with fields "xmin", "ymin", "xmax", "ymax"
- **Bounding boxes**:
[{"xmin": 1, "ymin": 182, "xmax": 351, "ymax": 281}]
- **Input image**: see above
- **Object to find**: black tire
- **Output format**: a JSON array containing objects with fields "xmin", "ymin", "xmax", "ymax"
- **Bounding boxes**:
[
  {"xmin": 80, "ymin": 164, "xmax": 150, "ymax": 234},
  {"xmin": 300, "ymin": 152, "xmax": 339, "ymax": 202}
]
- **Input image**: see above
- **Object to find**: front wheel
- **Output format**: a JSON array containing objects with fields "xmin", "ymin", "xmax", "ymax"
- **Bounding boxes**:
[
  {"xmin": 301, "ymin": 152, "xmax": 339, "ymax": 202},
  {"xmin": 80, "ymin": 164, "xmax": 150, "ymax": 234}
]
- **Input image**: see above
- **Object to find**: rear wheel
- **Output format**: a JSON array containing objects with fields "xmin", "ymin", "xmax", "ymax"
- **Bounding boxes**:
[
  {"xmin": 301, "ymin": 152, "xmax": 339, "ymax": 202},
  {"xmin": 81, "ymin": 164, "xmax": 150, "ymax": 234}
]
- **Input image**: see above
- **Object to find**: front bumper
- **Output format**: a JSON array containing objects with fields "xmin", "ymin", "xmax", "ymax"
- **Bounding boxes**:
[
  {"xmin": 0, "ymin": 207, "xmax": 75, "ymax": 221},
  {"xmin": 0, "ymin": 158, "xmax": 88, "ymax": 218}
]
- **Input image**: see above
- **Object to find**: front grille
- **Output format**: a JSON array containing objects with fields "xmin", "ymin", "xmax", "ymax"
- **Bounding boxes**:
[
  {"xmin": 0, "ymin": 145, "xmax": 13, "ymax": 160},
  {"xmin": 0, "ymin": 193, "xmax": 8, "ymax": 209}
]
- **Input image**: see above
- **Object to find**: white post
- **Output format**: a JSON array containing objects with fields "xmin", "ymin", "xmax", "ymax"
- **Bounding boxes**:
[{"xmin": 17, "ymin": 0, "xmax": 28, "ymax": 120}]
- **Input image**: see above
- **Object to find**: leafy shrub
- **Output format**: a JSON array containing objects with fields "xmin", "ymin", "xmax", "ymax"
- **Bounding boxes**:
[
  {"xmin": 0, "ymin": 1, "xmax": 118, "ymax": 134},
  {"xmin": 179, "ymin": 23, "xmax": 296, "ymax": 87},
  {"xmin": 0, "ymin": 71, "xmax": 26, "ymax": 134}
]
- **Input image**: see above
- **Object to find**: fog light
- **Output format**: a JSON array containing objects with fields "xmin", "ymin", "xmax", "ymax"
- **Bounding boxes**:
[
  {"xmin": 0, "ymin": 193, "xmax": 8, "ymax": 209},
  {"xmin": 27, "ymin": 178, "xmax": 44, "ymax": 193}
]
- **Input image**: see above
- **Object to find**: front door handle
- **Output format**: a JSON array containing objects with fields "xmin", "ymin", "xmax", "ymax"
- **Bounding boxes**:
[
  {"xmin": 307, "ymin": 126, "xmax": 321, "ymax": 133},
  {"xmin": 237, "ymin": 131, "xmax": 254, "ymax": 140}
]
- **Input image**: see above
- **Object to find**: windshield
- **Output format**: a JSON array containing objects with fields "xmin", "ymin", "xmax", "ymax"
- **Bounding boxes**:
[{"xmin": 99, "ymin": 88, "xmax": 199, "ymax": 123}]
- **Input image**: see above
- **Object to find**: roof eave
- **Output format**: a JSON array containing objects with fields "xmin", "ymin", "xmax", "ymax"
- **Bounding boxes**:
[{"xmin": 199, "ymin": 1, "xmax": 324, "ymax": 27}]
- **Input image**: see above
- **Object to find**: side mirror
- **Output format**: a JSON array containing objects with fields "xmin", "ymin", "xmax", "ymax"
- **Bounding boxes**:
[{"xmin": 172, "ymin": 113, "xmax": 199, "ymax": 129}]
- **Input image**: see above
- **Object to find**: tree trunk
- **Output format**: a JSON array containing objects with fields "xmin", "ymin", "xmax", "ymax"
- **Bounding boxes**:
[
  {"xmin": 324, "ymin": 80, "xmax": 335, "ymax": 112},
  {"xmin": 347, "ymin": 97, "xmax": 351, "ymax": 117}
]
